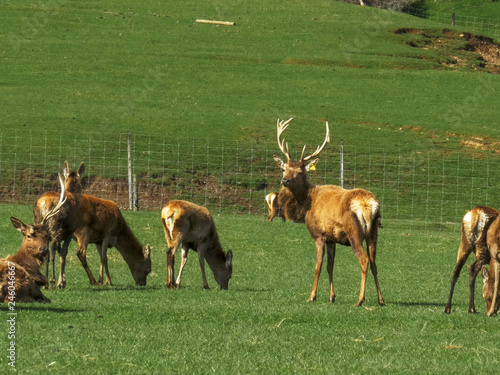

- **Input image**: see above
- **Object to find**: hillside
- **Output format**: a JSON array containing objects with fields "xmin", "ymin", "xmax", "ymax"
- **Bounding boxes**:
[{"xmin": 1, "ymin": 0, "xmax": 499, "ymax": 151}]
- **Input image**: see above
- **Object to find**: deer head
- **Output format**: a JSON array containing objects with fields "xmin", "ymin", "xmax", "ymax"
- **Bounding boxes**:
[
  {"xmin": 11, "ymin": 173, "xmax": 66, "ymax": 261},
  {"xmin": 63, "ymin": 161, "xmax": 85, "ymax": 193},
  {"xmin": 273, "ymin": 118, "xmax": 330, "ymax": 193}
]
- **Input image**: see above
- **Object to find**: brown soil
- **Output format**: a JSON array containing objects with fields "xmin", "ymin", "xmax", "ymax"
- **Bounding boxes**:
[{"xmin": 394, "ymin": 28, "xmax": 500, "ymax": 74}]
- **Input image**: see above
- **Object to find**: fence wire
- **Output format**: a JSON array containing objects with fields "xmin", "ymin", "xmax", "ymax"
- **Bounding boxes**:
[{"xmin": 1, "ymin": 129, "xmax": 499, "ymax": 228}]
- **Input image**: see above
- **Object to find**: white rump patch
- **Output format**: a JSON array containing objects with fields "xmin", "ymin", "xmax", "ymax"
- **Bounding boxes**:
[{"xmin": 350, "ymin": 198, "xmax": 379, "ymax": 233}]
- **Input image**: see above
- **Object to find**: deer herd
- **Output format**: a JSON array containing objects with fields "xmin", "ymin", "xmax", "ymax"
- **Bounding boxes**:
[{"xmin": 1, "ymin": 119, "xmax": 499, "ymax": 316}]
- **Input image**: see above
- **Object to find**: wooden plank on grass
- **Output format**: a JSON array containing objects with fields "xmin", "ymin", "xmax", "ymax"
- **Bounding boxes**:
[{"xmin": 196, "ymin": 19, "xmax": 236, "ymax": 26}]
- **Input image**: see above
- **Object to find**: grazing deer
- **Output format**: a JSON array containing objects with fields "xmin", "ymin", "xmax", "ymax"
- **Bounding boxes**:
[
  {"xmin": 1, "ymin": 175, "xmax": 66, "ymax": 303},
  {"xmin": 444, "ymin": 206, "xmax": 499, "ymax": 314},
  {"xmin": 34, "ymin": 163, "xmax": 151, "ymax": 287},
  {"xmin": 265, "ymin": 192, "xmax": 285, "ymax": 222},
  {"xmin": 35, "ymin": 161, "xmax": 84, "ymax": 289},
  {"xmin": 273, "ymin": 118, "xmax": 384, "ymax": 306},
  {"xmin": 161, "ymin": 200, "xmax": 233, "ymax": 290}
]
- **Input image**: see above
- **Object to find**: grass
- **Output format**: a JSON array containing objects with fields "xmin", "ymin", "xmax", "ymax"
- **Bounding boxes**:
[{"xmin": 1, "ymin": 205, "xmax": 500, "ymax": 373}]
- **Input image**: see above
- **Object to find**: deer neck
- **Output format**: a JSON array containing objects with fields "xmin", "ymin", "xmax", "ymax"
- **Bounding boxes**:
[{"xmin": 279, "ymin": 181, "xmax": 314, "ymax": 223}]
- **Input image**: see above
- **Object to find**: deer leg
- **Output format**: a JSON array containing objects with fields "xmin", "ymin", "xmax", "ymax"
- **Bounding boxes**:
[
  {"xmin": 49, "ymin": 241, "xmax": 58, "ymax": 290},
  {"xmin": 175, "ymin": 245, "xmax": 189, "ymax": 288},
  {"xmin": 349, "ymin": 235, "xmax": 369, "ymax": 307},
  {"xmin": 165, "ymin": 239, "xmax": 181, "ymax": 288},
  {"xmin": 57, "ymin": 236, "xmax": 71, "ymax": 289},
  {"xmin": 367, "ymin": 231, "xmax": 385, "ymax": 306},
  {"xmin": 75, "ymin": 230, "xmax": 98, "ymax": 285},
  {"xmin": 326, "ymin": 242, "xmax": 336, "ymax": 303},
  {"xmin": 467, "ymin": 253, "xmax": 489, "ymax": 314},
  {"xmin": 487, "ymin": 259, "xmax": 500, "ymax": 317},
  {"xmin": 307, "ymin": 238, "xmax": 326, "ymax": 303},
  {"xmin": 444, "ymin": 241, "xmax": 472, "ymax": 314},
  {"xmin": 98, "ymin": 235, "xmax": 113, "ymax": 286},
  {"xmin": 197, "ymin": 245, "xmax": 210, "ymax": 289}
]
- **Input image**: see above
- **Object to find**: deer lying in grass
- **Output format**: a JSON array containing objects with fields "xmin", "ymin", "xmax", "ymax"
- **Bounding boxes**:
[
  {"xmin": 444, "ymin": 206, "xmax": 499, "ymax": 314},
  {"xmin": 273, "ymin": 118, "xmax": 384, "ymax": 306},
  {"xmin": 34, "ymin": 162, "xmax": 151, "ymax": 287},
  {"xmin": 1, "ymin": 175, "xmax": 66, "ymax": 303},
  {"xmin": 161, "ymin": 200, "xmax": 233, "ymax": 290},
  {"xmin": 265, "ymin": 192, "xmax": 285, "ymax": 222}
]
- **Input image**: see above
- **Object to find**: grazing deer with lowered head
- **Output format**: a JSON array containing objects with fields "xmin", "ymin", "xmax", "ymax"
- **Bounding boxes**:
[
  {"xmin": 444, "ymin": 206, "xmax": 498, "ymax": 314},
  {"xmin": 265, "ymin": 192, "xmax": 285, "ymax": 222},
  {"xmin": 34, "ymin": 161, "xmax": 84, "ymax": 289},
  {"xmin": 273, "ymin": 118, "xmax": 384, "ymax": 306},
  {"xmin": 161, "ymin": 200, "xmax": 233, "ymax": 290},
  {"xmin": 34, "ymin": 163, "xmax": 151, "ymax": 287},
  {"xmin": 1, "ymin": 175, "xmax": 66, "ymax": 303}
]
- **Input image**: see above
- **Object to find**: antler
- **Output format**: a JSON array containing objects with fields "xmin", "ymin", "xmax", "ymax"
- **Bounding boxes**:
[
  {"xmin": 301, "ymin": 121, "xmax": 330, "ymax": 162},
  {"xmin": 276, "ymin": 118, "xmax": 293, "ymax": 161},
  {"xmin": 41, "ymin": 173, "xmax": 67, "ymax": 225}
]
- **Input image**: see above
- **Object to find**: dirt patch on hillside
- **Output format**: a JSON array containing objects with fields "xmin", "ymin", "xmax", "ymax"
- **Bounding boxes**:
[{"xmin": 394, "ymin": 28, "xmax": 500, "ymax": 74}]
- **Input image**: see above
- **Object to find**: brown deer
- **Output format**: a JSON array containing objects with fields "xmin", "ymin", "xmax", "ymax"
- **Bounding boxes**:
[
  {"xmin": 444, "ymin": 206, "xmax": 499, "ymax": 314},
  {"xmin": 481, "ymin": 214, "xmax": 500, "ymax": 316},
  {"xmin": 161, "ymin": 200, "xmax": 233, "ymax": 290},
  {"xmin": 273, "ymin": 118, "xmax": 384, "ymax": 306},
  {"xmin": 34, "ymin": 163, "xmax": 151, "ymax": 287},
  {"xmin": 1, "ymin": 175, "xmax": 66, "ymax": 303},
  {"xmin": 35, "ymin": 161, "xmax": 84, "ymax": 289},
  {"xmin": 265, "ymin": 192, "xmax": 285, "ymax": 222}
]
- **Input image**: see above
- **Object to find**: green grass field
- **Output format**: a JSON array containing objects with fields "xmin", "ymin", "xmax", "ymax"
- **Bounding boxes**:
[
  {"xmin": 2, "ymin": 205, "xmax": 500, "ymax": 373},
  {"xmin": 1, "ymin": 0, "xmax": 500, "ymax": 373}
]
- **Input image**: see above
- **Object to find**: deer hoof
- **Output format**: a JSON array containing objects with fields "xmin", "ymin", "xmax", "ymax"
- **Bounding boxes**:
[
  {"xmin": 355, "ymin": 299, "xmax": 365, "ymax": 307},
  {"xmin": 307, "ymin": 296, "xmax": 317, "ymax": 303},
  {"xmin": 468, "ymin": 307, "xmax": 478, "ymax": 314}
]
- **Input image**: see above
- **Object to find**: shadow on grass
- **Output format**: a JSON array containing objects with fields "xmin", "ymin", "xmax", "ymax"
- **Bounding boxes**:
[
  {"xmin": 88, "ymin": 284, "xmax": 164, "ymax": 292},
  {"xmin": 6, "ymin": 305, "xmax": 86, "ymax": 313},
  {"xmin": 390, "ymin": 301, "xmax": 444, "ymax": 307}
]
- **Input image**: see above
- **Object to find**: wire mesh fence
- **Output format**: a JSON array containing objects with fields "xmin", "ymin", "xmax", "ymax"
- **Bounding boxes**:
[{"xmin": 1, "ymin": 128, "xmax": 499, "ymax": 228}]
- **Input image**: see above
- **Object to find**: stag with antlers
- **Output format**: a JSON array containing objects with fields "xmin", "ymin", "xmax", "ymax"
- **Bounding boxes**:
[{"xmin": 273, "ymin": 118, "xmax": 384, "ymax": 306}]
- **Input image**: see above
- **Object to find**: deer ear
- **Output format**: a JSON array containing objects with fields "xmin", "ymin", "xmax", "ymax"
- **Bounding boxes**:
[
  {"xmin": 10, "ymin": 217, "xmax": 27, "ymax": 234},
  {"xmin": 63, "ymin": 161, "xmax": 71, "ymax": 179},
  {"xmin": 143, "ymin": 244, "xmax": 151, "ymax": 259},
  {"xmin": 78, "ymin": 162, "xmax": 85, "ymax": 178},
  {"xmin": 274, "ymin": 155, "xmax": 286, "ymax": 170},
  {"xmin": 482, "ymin": 266, "xmax": 490, "ymax": 283},
  {"xmin": 305, "ymin": 159, "xmax": 319, "ymax": 172},
  {"xmin": 226, "ymin": 250, "xmax": 233, "ymax": 266}
]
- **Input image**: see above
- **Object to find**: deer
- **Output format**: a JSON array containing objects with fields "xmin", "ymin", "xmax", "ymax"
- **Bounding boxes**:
[
  {"xmin": 480, "ymin": 214, "xmax": 500, "ymax": 316},
  {"xmin": 265, "ymin": 192, "xmax": 286, "ymax": 222},
  {"xmin": 34, "ymin": 162, "xmax": 151, "ymax": 288},
  {"xmin": 161, "ymin": 200, "xmax": 233, "ymax": 290},
  {"xmin": 273, "ymin": 118, "xmax": 384, "ymax": 306},
  {"xmin": 34, "ymin": 161, "xmax": 84, "ymax": 289},
  {"xmin": 1, "ymin": 175, "xmax": 66, "ymax": 303},
  {"xmin": 444, "ymin": 206, "xmax": 499, "ymax": 314}
]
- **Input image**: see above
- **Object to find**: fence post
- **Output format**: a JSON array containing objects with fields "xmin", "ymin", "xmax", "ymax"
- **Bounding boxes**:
[
  {"xmin": 340, "ymin": 140, "xmax": 344, "ymax": 188},
  {"xmin": 451, "ymin": 13, "xmax": 455, "ymax": 26},
  {"xmin": 133, "ymin": 173, "xmax": 139, "ymax": 211},
  {"xmin": 127, "ymin": 130, "xmax": 134, "ymax": 210}
]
